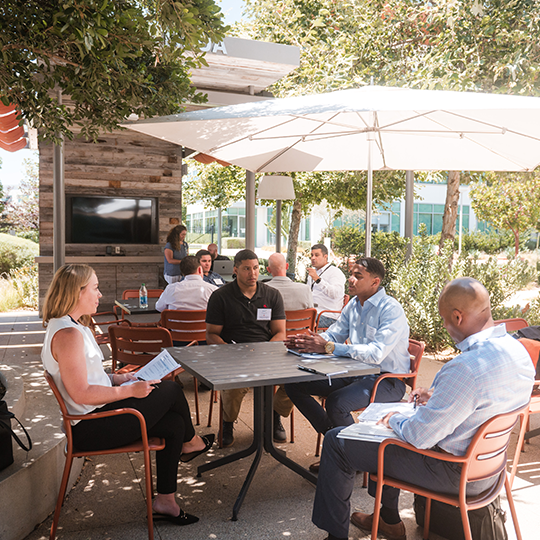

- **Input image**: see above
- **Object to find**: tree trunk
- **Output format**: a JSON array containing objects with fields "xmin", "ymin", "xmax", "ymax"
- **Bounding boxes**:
[
  {"xmin": 512, "ymin": 228, "xmax": 520, "ymax": 257},
  {"xmin": 438, "ymin": 171, "xmax": 461, "ymax": 252},
  {"xmin": 287, "ymin": 199, "xmax": 303, "ymax": 277}
]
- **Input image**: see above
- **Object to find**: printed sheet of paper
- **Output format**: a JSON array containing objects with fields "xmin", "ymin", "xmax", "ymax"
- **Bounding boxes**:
[
  {"xmin": 287, "ymin": 349, "xmax": 337, "ymax": 360},
  {"xmin": 121, "ymin": 349, "xmax": 179, "ymax": 385},
  {"xmin": 337, "ymin": 402, "xmax": 416, "ymax": 443}
]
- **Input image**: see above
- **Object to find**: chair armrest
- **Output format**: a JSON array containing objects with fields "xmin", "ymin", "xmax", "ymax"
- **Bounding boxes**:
[
  {"xmin": 65, "ymin": 407, "xmax": 150, "ymax": 444},
  {"xmin": 370, "ymin": 372, "xmax": 416, "ymax": 403},
  {"xmin": 315, "ymin": 310, "xmax": 341, "ymax": 331},
  {"xmin": 377, "ymin": 437, "xmax": 464, "ymax": 476}
]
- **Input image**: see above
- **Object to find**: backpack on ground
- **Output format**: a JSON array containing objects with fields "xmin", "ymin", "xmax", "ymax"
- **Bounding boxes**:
[{"xmin": 413, "ymin": 494, "xmax": 508, "ymax": 540}]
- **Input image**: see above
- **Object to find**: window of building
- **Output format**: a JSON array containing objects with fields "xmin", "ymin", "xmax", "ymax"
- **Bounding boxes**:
[
  {"xmin": 413, "ymin": 203, "xmax": 469, "ymax": 235},
  {"xmin": 192, "ymin": 212, "xmax": 204, "ymax": 234}
]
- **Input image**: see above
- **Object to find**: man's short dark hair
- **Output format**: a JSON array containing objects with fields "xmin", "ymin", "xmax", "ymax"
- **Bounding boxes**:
[
  {"xmin": 234, "ymin": 249, "xmax": 259, "ymax": 267},
  {"xmin": 356, "ymin": 257, "xmax": 385, "ymax": 281},
  {"xmin": 180, "ymin": 255, "xmax": 200, "ymax": 276},
  {"xmin": 311, "ymin": 243, "xmax": 328, "ymax": 256},
  {"xmin": 196, "ymin": 249, "xmax": 211, "ymax": 260}
]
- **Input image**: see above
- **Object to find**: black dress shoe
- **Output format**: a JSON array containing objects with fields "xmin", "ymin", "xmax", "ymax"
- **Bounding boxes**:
[
  {"xmin": 273, "ymin": 411, "xmax": 287, "ymax": 442},
  {"xmin": 222, "ymin": 421, "xmax": 234, "ymax": 447},
  {"xmin": 309, "ymin": 460, "xmax": 320, "ymax": 473},
  {"xmin": 152, "ymin": 509, "xmax": 199, "ymax": 526}
]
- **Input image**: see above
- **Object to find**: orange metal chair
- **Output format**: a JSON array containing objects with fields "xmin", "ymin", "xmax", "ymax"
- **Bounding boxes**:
[
  {"xmin": 109, "ymin": 324, "xmax": 201, "ymax": 425},
  {"xmin": 115, "ymin": 288, "xmax": 164, "ymax": 325},
  {"xmin": 315, "ymin": 338, "xmax": 425, "ymax": 458},
  {"xmin": 282, "ymin": 308, "xmax": 318, "ymax": 443},
  {"xmin": 285, "ymin": 308, "xmax": 318, "ymax": 336},
  {"xmin": 494, "ymin": 317, "xmax": 529, "ymax": 333},
  {"xmin": 315, "ymin": 294, "xmax": 350, "ymax": 332},
  {"xmin": 44, "ymin": 371, "xmax": 165, "ymax": 540},
  {"xmin": 160, "ymin": 309, "xmax": 211, "ymax": 427},
  {"xmin": 91, "ymin": 310, "xmax": 129, "ymax": 346},
  {"xmin": 494, "ymin": 317, "xmax": 540, "ymax": 486},
  {"xmin": 369, "ymin": 404, "xmax": 528, "ymax": 540}
]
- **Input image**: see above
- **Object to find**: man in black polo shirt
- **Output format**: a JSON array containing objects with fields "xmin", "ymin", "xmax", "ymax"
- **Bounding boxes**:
[{"xmin": 206, "ymin": 249, "xmax": 291, "ymax": 447}]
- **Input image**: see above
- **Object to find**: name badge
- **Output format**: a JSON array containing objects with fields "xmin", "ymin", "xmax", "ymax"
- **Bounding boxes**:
[
  {"xmin": 257, "ymin": 308, "xmax": 272, "ymax": 321},
  {"xmin": 215, "ymin": 278, "xmax": 224, "ymax": 285},
  {"xmin": 366, "ymin": 325, "xmax": 376, "ymax": 341}
]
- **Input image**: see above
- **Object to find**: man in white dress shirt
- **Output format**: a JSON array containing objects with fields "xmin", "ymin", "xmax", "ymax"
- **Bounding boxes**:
[
  {"xmin": 307, "ymin": 244, "xmax": 346, "ymax": 328},
  {"xmin": 156, "ymin": 255, "xmax": 217, "ymax": 312}
]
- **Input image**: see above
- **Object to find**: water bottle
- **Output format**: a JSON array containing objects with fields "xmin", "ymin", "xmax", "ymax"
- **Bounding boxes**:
[{"xmin": 139, "ymin": 283, "xmax": 148, "ymax": 309}]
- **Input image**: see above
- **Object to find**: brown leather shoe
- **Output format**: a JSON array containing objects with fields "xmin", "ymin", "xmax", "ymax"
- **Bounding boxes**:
[
  {"xmin": 350, "ymin": 512, "xmax": 406, "ymax": 540},
  {"xmin": 308, "ymin": 460, "xmax": 320, "ymax": 473}
]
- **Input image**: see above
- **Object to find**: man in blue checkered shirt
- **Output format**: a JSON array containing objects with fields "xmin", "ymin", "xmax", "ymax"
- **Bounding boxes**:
[{"xmin": 312, "ymin": 277, "xmax": 534, "ymax": 540}]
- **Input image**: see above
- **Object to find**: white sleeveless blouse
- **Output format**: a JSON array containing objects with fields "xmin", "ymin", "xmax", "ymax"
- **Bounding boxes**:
[{"xmin": 42, "ymin": 316, "xmax": 111, "ymax": 423}]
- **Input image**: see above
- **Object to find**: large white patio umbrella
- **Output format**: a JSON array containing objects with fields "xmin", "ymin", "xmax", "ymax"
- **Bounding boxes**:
[{"xmin": 126, "ymin": 86, "xmax": 540, "ymax": 254}]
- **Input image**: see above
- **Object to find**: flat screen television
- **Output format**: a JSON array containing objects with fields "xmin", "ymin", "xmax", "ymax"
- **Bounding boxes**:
[{"xmin": 66, "ymin": 195, "xmax": 159, "ymax": 244}]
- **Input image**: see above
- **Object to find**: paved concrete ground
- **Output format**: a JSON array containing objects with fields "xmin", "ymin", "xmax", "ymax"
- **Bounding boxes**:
[{"xmin": 2, "ymin": 310, "xmax": 539, "ymax": 540}]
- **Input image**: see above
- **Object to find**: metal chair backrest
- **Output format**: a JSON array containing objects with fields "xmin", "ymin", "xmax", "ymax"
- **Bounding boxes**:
[
  {"xmin": 160, "ymin": 309, "xmax": 207, "ymax": 343},
  {"xmin": 464, "ymin": 404, "xmax": 527, "ymax": 483},
  {"xmin": 404, "ymin": 338, "xmax": 425, "ymax": 390},
  {"xmin": 493, "ymin": 318, "xmax": 528, "ymax": 332},
  {"xmin": 122, "ymin": 288, "xmax": 163, "ymax": 299},
  {"xmin": 109, "ymin": 325, "xmax": 173, "ymax": 372},
  {"xmin": 45, "ymin": 370, "xmax": 75, "ymax": 437},
  {"xmin": 285, "ymin": 308, "xmax": 317, "ymax": 336}
]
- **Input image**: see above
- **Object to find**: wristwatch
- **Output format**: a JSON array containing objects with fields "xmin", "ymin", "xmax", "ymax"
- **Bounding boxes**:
[
  {"xmin": 315, "ymin": 277, "xmax": 321, "ymax": 284},
  {"xmin": 324, "ymin": 341, "xmax": 335, "ymax": 354}
]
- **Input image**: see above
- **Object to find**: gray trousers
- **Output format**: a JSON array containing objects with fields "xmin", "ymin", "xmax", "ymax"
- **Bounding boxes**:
[{"xmin": 312, "ymin": 427, "xmax": 497, "ymax": 539}]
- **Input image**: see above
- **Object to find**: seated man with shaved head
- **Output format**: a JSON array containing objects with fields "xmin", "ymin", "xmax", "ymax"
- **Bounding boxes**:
[{"xmin": 312, "ymin": 278, "xmax": 534, "ymax": 540}]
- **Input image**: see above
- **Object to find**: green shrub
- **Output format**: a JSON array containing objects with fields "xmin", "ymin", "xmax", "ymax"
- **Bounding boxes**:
[
  {"xmin": 0, "ymin": 233, "xmax": 38, "ymax": 274},
  {"xmin": 331, "ymin": 226, "xmax": 411, "ymax": 288},
  {"xmin": 387, "ymin": 228, "xmax": 535, "ymax": 350},
  {"xmin": 226, "ymin": 238, "xmax": 245, "ymax": 249},
  {"xmin": 0, "ymin": 265, "xmax": 38, "ymax": 311},
  {"xmin": 457, "ymin": 230, "xmax": 516, "ymax": 255}
]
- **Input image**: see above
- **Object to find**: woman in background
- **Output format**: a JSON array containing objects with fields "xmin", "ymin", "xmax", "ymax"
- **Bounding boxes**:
[
  {"xmin": 42, "ymin": 264, "xmax": 213, "ymax": 525},
  {"xmin": 164, "ymin": 225, "xmax": 188, "ymax": 284}
]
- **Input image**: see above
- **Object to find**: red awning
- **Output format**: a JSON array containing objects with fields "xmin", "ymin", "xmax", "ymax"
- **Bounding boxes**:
[
  {"xmin": 0, "ymin": 102, "xmax": 27, "ymax": 152},
  {"xmin": 192, "ymin": 152, "xmax": 231, "ymax": 167}
]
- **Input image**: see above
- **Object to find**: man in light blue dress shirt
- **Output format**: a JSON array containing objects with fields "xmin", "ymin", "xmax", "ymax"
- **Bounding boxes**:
[
  {"xmin": 312, "ymin": 277, "xmax": 534, "ymax": 540},
  {"xmin": 284, "ymin": 258, "xmax": 410, "ymax": 461}
]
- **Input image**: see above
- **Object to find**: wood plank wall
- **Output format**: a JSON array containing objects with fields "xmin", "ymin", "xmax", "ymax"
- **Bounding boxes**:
[{"xmin": 38, "ymin": 129, "xmax": 184, "ymax": 310}]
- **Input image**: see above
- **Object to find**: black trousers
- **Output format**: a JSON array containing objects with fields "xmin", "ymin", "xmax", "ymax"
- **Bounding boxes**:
[{"xmin": 71, "ymin": 380, "xmax": 195, "ymax": 494}]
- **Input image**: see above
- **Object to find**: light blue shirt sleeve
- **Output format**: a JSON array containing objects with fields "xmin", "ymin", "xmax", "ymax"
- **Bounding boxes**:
[
  {"xmin": 389, "ymin": 361, "xmax": 477, "ymax": 450},
  {"xmin": 323, "ymin": 290, "xmax": 410, "ymax": 373}
]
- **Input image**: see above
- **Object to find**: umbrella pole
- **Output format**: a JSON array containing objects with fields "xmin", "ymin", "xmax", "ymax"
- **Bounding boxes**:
[
  {"xmin": 276, "ymin": 200, "xmax": 282, "ymax": 253},
  {"xmin": 246, "ymin": 170, "xmax": 256, "ymax": 251},
  {"xmin": 405, "ymin": 171, "xmax": 414, "ymax": 261},
  {"xmin": 365, "ymin": 139, "xmax": 373, "ymax": 257}
]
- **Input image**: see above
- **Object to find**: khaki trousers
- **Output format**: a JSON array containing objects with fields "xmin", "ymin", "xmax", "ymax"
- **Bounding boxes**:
[{"xmin": 221, "ymin": 385, "xmax": 294, "ymax": 423}]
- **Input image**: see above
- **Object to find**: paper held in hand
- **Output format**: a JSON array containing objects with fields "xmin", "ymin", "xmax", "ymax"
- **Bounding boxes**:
[
  {"xmin": 337, "ymin": 402, "xmax": 417, "ymax": 443},
  {"xmin": 121, "ymin": 349, "xmax": 180, "ymax": 385}
]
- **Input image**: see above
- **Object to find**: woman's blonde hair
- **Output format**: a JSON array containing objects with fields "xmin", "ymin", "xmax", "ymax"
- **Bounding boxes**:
[{"xmin": 42, "ymin": 264, "xmax": 95, "ymax": 327}]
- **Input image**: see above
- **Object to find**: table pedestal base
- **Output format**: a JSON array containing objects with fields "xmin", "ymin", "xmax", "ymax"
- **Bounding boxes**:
[{"xmin": 197, "ymin": 385, "xmax": 317, "ymax": 520}]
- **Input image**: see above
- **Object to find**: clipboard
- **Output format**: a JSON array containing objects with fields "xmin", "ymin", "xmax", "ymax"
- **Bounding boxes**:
[{"xmin": 297, "ymin": 361, "xmax": 348, "ymax": 386}]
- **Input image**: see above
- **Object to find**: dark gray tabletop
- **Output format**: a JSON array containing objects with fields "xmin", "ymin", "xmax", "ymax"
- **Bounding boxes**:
[
  {"xmin": 114, "ymin": 297, "xmax": 158, "ymax": 315},
  {"xmin": 167, "ymin": 341, "xmax": 380, "ymax": 390}
]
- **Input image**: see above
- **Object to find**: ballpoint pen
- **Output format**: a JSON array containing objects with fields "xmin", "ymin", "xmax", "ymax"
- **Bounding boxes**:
[
  {"xmin": 413, "ymin": 394, "xmax": 418, "ymax": 410},
  {"xmin": 137, "ymin": 376, "xmax": 159, "ymax": 388}
]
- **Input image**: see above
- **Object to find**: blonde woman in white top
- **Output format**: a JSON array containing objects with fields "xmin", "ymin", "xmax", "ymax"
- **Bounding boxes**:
[{"xmin": 42, "ymin": 264, "xmax": 214, "ymax": 526}]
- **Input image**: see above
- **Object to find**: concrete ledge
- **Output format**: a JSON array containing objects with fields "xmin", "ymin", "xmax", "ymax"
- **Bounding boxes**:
[
  {"xmin": 0, "ymin": 367, "xmax": 83, "ymax": 540},
  {"xmin": 1, "ymin": 363, "xmax": 26, "ymax": 418}
]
